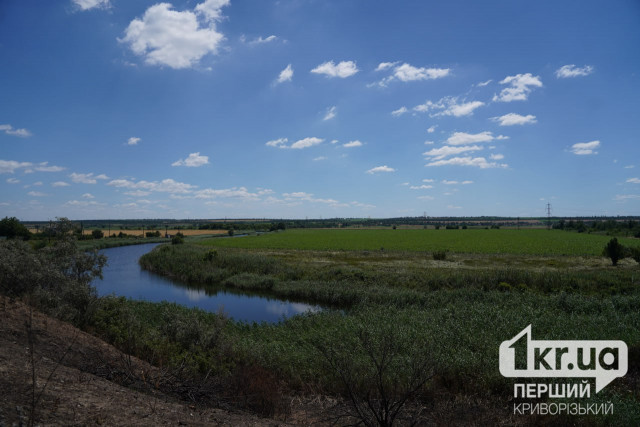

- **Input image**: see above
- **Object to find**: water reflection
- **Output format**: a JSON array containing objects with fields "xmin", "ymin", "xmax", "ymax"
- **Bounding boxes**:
[{"xmin": 92, "ymin": 243, "xmax": 322, "ymax": 323}]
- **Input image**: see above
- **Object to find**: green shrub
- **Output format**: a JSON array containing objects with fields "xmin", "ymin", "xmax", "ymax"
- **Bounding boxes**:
[
  {"xmin": 432, "ymin": 250, "xmax": 447, "ymax": 261},
  {"xmin": 171, "ymin": 235, "xmax": 184, "ymax": 245},
  {"xmin": 603, "ymin": 238, "xmax": 625, "ymax": 266}
]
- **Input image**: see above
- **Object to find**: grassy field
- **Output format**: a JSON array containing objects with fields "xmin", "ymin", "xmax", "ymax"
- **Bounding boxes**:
[
  {"xmin": 198, "ymin": 228, "xmax": 640, "ymax": 256},
  {"xmin": 93, "ymin": 228, "xmax": 640, "ymax": 424}
]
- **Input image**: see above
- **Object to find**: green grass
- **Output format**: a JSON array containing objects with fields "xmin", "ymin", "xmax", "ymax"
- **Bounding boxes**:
[{"xmin": 198, "ymin": 228, "xmax": 640, "ymax": 256}]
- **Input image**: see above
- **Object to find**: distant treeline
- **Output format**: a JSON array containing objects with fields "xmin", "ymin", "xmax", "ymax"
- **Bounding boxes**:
[{"xmin": 10, "ymin": 215, "xmax": 640, "ymax": 238}]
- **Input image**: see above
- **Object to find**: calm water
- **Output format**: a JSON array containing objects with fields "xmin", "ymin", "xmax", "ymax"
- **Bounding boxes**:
[{"xmin": 91, "ymin": 243, "xmax": 321, "ymax": 323}]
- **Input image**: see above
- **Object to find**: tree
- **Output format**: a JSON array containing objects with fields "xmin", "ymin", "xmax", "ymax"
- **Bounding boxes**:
[
  {"xmin": 0, "ymin": 216, "xmax": 31, "ymax": 240},
  {"xmin": 92, "ymin": 229, "xmax": 104, "ymax": 239},
  {"xmin": 603, "ymin": 238, "xmax": 625, "ymax": 266}
]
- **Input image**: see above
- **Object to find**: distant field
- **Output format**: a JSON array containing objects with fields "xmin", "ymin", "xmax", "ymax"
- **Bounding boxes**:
[
  {"xmin": 199, "ymin": 228, "xmax": 640, "ymax": 256},
  {"xmin": 28, "ymin": 228, "xmax": 228, "ymax": 237}
]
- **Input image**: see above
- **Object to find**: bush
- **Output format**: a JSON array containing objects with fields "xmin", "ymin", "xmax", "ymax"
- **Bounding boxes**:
[
  {"xmin": 603, "ymin": 238, "xmax": 625, "ymax": 266},
  {"xmin": 0, "ymin": 216, "xmax": 31, "ymax": 240},
  {"xmin": 171, "ymin": 235, "xmax": 184, "ymax": 245},
  {"xmin": 92, "ymin": 229, "xmax": 104, "ymax": 239},
  {"xmin": 432, "ymin": 250, "xmax": 447, "ymax": 261}
]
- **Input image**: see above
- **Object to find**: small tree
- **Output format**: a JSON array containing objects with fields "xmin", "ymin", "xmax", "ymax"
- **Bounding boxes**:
[
  {"xmin": 603, "ymin": 238, "xmax": 625, "ymax": 266},
  {"xmin": 0, "ymin": 216, "xmax": 31, "ymax": 240},
  {"xmin": 91, "ymin": 229, "xmax": 104, "ymax": 239}
]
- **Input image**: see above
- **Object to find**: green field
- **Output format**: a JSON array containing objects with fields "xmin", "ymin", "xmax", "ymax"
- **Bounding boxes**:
[{"xmin": 199, "ymin": 228, "xmax": 640, "ymax": 256}]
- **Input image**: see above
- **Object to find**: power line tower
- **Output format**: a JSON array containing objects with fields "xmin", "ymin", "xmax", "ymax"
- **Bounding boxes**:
[{"xmin": 546, "ymin": 203, "xmax": 552, "ymax": 230}]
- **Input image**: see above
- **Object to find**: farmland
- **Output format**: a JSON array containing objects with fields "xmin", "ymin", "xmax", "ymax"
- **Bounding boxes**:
[
  {"xmin": 199, "ymin": 228, "xmax": 640, "ymax": 256},
  {"xmin": 131, "ymin": 227, "xmax": 640, "ymax": 424}
]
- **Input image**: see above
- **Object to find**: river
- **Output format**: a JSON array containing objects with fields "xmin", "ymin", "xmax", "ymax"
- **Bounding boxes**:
[{"xmin": 91, "ymin": 242, "xmax": 321, "ymax": 323}]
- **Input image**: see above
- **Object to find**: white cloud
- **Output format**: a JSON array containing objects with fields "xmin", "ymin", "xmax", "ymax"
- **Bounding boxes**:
[
  {"xmin": 124, "ymin": 190, "xmax": 152, "ymax": 197},
  {"xmin": 52, "ymin": 181, "xmax": 70, "ymax": 187},
  {"xmin": 426, "ymin": 156, "xmax": 507, "ymax": 169},
  {"xmin": 366, "ymin": 165, "xmax": 395, "ymax": 174},
  {"xmin": 392, "ymin": 63, "xmax": 450, "ymax": 82},
  {"xmin": 555, "ymin": 64, "xmax": 594, "ymax": 78},
  {"xmin": 70, "ymin": 172, "xmax": 101, "ymax": 184},
  {"xmin": 120, "ymin": 2, "xmax": 227, "ymax": 69},
  {"xmin": 27, "ymin": 191, "xmax": 46, "ymax": 197},
  {"xmin": 427, "ymin": 125, "xmax": 437, "ymax": 133},
  {"xmin": 570, "ymin": 140, "xmax": 600, "ymax": 155},
  {"xmin": 391, "ymin": 106, "xmax": 408, "ymax": 117},
  {"xmin": 418, "ymin": 195, "xmax": 435, "ymax": 200},
  {"xmin": 424, "ymin": 141, "xmax": 434, "ymax": 145},
  {"xmin": 95, "ymin": 174, "xmax": 109, "ymax": 180},
  {"xmin": 493, "ymin": 73, "xmax": 543, "ymax": 102},
  {"xmin": 410, "ymin": 185, "xmax": 433, "ymax": 190},
  {"xmin": 496, "ymin": 135, "xmax": 509, "ymax": 140},
  {"xmin": 413, "ymin": 96, "xmax": 484, "ymax": 117},
  {"xmin": 172, "ymin": 152, "xmax": 210, "ymax": 167},
  {"xmin": 446, "ymin": 131, "xmax": 496, "ymax": 145},
  {"xmin": 423, "ymin": 179, "xmax": 435, "ymax": 183},
  {"xmin": 266, "ymin": 138, "xmax": 288, "ymax": 148},
  {"xmin": 72, "ymin": 0, "xmax": 110, "ymax": 11},
  {"xmin": 313, "ymin": 156, "xmax": 327, "ymax": 161},
  {"xmin": 492, "ymin": 113, "xmax": 537, "ymax": 126},
  {"xmin": 82, "ymin": 193, "xmax": 95, "ymax": 198},
  {"xmin": 477, "ymin": 79, "xmax": 492, "ymax": 87},
  {"xmin": 311, "ymin": 60, "xmax": 359, "ymax": 78},
  {"xmin": 0, "ymin": 124, "xmax": 32, "ymax": 138},
  {"xmin": 343, "ymin": 140, "xmax": 363, "ymax": 148},
  {"xmin": 194, "ymin": 0, "xmax": 230, "ymax": 22},
  {"xmin": 375, "ymin": 63, "xmax": 450, "ymax": 87},
  {"xmin": 290, "ymin": 137, "xmax": 323, "ymax": 149},
  {"xmin": 424, "ymin": 145, "xmax": 483, "ymax": 160},
  {"xmin": 276, "ymin": 64, "xmax": 293, "ymax": 83},
  {"xmin": 127, "ymin": 137, "xmax": 141, "ymax": 145},
  {"xmin": 108, "ymin": 178, "xmax": 196, "ymax": 194},
  {"xmin": 32, "ymin": 162, "xmax": 65, "ymax": 173},
  {"xmin": 6, "ymin": 178, "xmax": 19, "ymax": 184},
  {"xmin": 442, "ymin": 180, "xmax": 473, "ymax": 185},
  {"xmin": 195, "ymin": 186, "xmax": 260, "ymax": 200},
  {"xmin": 490, "ymin": 153, "xmax": 505, "ymax": 160},
  {"xmin": 375, "ymin": 61, "xmax": 398, "ymax": 71},
  {"xmin": 323, "ymin": 106, "xmax": 337, "ymax": 121},
  {"xmin": 65, "ymin": 200, "xmax": 104, "ymax": 207},
  {"xmin": 249, "ymin": 35, "xmax": 277, "ymax": 45},
  {"xmin": 624, "ymin": 165, "xmax": 635, "ymax": 169},
  {"xmin": 626, "ymin": 178, "xmax": 640, "ymax": 184}
]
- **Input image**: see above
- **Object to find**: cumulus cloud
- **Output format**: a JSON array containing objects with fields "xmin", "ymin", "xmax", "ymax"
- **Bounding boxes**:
[
  {"xmin": 627, "ymin": 178, "xmax": 640, "ymax": 184},
  {"xmin": 343, "ymin": 140, "xmax": 363, "ymax": 148},
  {"xmin": 366, "ymin": 165, "xmax": 395, "ymax": 174},
  {"xmin": 374, "ymin": 62, "xmax": 450, "ymax": 87},
  {"xmin": 6, "ymin": 178, "xmax": 19, "ymax": 184},
  {"xmin": 391, "ymin": 106, "xmax": 408, "ymax": 117},
  {"xmin": 0, "ymin": 124, "xmax": 32, "ymax": 138},
  {"xmin": 490, "ymin": 153, "xmax": 505, "ymax": 160},
  {"xmin": 492, "ymin": 113, "xmax": 537, "ymax": 126},
  {"xmin": 172, "ymin": 152, "xmax": 210, "ymax": 167},
  {"xmin": 442, "ymin": 180, "xmax": 473, "ymax": 185},
  {"xmin": 195, "ymin": 186, "xmax": 261, "ymax": 200},
  {"xmin": 120, "ymin": 1, "xmax": 228, "ymax": 69},
  {"xmin": 570, "ymin": 140, "xmax": 600, "ymax": 155},
  {"xmin": 127, "ymin": 137, "xmax": 141, "ymax": 145},
  {"xmin": 311, "ymin": 61, "xmax": 359, "ymax": 78},
  {"xmin": 323, "ymin": 106, "xmax": 337, "ymax": 121},
  {"xmin": 290, "ymin": 137, "xmax": 323, "ymax": 149},
  {"xmin": 0, "ymin": 160, "xmax": 65, "ymax": 174},
  {"xmin": 27, "ymin": 191, "xmax": 47, "ymax": 197},
  {"xmin": 107, "ymin": 178, "xmax": 197, "ymax": 194},
  {"xmin": 409, "ymin": 185, "xmax": 433, "ymax": 190},
  {"xmin": 446, "ymin": 131, "xmax": 497, "ymax": 145},
  {"xmin": 276, "ymin": 64, "xmax": 293, "ymax": 83},
  {"xmin": 72, "ymin": 0, "xmax": 110, "ymax": 11},
  {"xmin": 69, "ymin": 172, "xmax": 109, "ymax": 184},
  {"xmin": 265, "ymin": 138, "xmax": 288, "ymax": 148},
  {"xmin": 82, "ymin": 193, "xmax": 95, "ymax": 198},
  {"xmin": 555, "ymin": 64, "xmax": 594, "ymax": 78},
  {"xmin": 424, "ymin": 145, "xmax": 483, "ymax": 160},
  {"xmin": 427, "ymin": 125, "xmax": 437, "ymax": 133},
  {"xmin": 52, "ymin": 181, "xmax": 70, "ymax": 187},
  {"xmin": 426, "ymin": 156, "xmax": 508, "ymax": 169},
  {"xmin": 493, "ymin": 73, "xmax": 543, "ymax": 102},
  {"xmin": 412, "ymin": 96, "xmax": 484, "ymax": 117},
  {"xmin": 267, "ymin": 137, "xmax": 323, "ymax": 149}
]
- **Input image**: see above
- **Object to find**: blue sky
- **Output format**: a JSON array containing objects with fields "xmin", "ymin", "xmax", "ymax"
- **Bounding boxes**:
[{"xmin": 1, "ymin": 0, "xmax": 639, "ymax": 220}]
